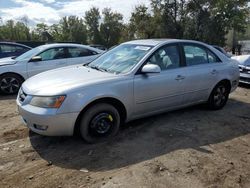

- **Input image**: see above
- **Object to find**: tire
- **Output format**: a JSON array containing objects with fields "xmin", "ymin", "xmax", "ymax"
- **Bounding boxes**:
[
  {"xmin": 207, "ymin": 82, "xmax": 230, "ymax": 110},
  {"xmin": 0, "ymin": 73, "xmax": 23, "ymax": 95},
  {"xmin": 79, "ymin": 103, "xmax": 121, "ymax": 143}
]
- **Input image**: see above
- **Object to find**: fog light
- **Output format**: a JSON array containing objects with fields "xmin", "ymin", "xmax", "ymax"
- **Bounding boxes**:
[{"xmin": 34, "ymin": 124, "xmax": 48, "ymax": 131}]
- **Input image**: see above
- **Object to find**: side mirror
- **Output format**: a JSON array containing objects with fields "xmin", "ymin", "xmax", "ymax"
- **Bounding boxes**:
[
  {"xmin": 30, "ymin": 56, "xmax": 42, "ymax": 62},
  {"xmin": 141, "ymin": 64, "xmax": 161, "ymax": 74}
]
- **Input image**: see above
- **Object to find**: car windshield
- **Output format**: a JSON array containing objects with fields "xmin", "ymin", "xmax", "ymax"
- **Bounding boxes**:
[
  {"xmin": 14, "ymin": 46, "xmax": 43, "ymax": 61},
  {"xmin": 86, "ymin": 44, "xmax": 152, "ymax": 74}
]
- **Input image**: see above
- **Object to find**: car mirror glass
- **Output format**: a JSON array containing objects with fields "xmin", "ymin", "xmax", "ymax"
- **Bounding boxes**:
[{"xmin": 30, "ymin": 56, "xmax": 42, "ymax": 62}]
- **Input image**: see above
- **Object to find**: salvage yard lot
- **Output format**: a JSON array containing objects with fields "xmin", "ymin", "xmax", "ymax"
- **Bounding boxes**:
[{"xmin": 0, "ymin": 86, "xmax": 250, "ymax": 188}]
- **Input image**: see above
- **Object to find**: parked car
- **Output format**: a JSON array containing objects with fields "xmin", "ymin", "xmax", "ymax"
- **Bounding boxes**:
[
  {"xmin": 212, "ymin": 45, "xmax": 232, "ymax": 58},
  {"xmin": 0, "ymin": 42, "xmax": 31, "ymax": 58},
  {"xmin": 0, "ymin": 43, "xmax": 103, "ymax": 94},
  {"xmin": 17, "ymin": 39, "xmax": 239, "ymax": 143},
  {"xmin": 231, "ymin": 55, "xmax": 250, "ymax": 84},
  {"xmin": 89, "ymin": 44, "xmax": 107, "ymax": 51}
]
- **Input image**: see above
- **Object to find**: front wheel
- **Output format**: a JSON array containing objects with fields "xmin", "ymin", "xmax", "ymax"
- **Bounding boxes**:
[
  {"xmin": 0, "ymin": 73, "xmax": 23, "ymax": 95},
  {"xmin": 79, "ymin": 103, "xmax": 120, "ymax": 143},
  {"xmin": 207, "ymin": 82, "xmax": 230, "ymax": 110}
]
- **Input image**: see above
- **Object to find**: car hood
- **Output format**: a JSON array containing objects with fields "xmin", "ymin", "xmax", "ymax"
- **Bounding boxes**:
[
  {"xmin": 231, "ymin": 55, "xmax": 250, "ymax": 66},
  {"xmin": 22, "ymin": 65, "xmax": 118, "ymax": 95},
  {"xmin": 0, "ymin": 57, "xmax": 17, "ymax": 66}
]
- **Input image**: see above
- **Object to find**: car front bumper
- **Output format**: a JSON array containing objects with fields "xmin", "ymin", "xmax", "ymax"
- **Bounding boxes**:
[
  {"xmin": 239, "ymin": 73, "xmax": 250, "ymax": 84},
  {"xmin": 17, "ymin": 100, "xmax": 79, "ymax": 136}
]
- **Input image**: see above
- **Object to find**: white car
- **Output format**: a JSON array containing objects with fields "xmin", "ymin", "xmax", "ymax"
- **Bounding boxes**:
[
  {"xmin": 231, "ymin": 55, "xmax": 250, "ymax": 84},
  {"xmin": 0, "ymin": 43, "xmax": 103, "ymax": 94}
]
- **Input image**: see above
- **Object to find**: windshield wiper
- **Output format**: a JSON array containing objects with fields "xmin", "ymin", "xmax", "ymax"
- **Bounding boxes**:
[{"xmin": 84, "ymin": 63, "xmax": 109, "ymax": 73}]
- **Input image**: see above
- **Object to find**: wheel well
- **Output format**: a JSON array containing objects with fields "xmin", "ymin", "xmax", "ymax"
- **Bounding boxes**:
[
  {"xmin": 74, "ymin": 97, "xmax": 127, "ymax": 135},
  {"xmin": 217, "ymin": 79, "xmax": 231, "ymax": 92},
  {"xmin": 0, "ymin": 72, "xmax": 25, "ymax": 82}
]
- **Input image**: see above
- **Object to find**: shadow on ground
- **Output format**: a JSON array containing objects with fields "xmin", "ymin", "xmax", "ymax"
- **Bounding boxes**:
[
  {"xmin": 30, "ymin": 98, "xmax": 250, "ymax": 172},
  {"xmin": 239, "ymin": 83, "xmax": 250, "ymax": 89},
  {"xmin": 0, "ymin": 94, "xmax": 17, "ymax": 101}
]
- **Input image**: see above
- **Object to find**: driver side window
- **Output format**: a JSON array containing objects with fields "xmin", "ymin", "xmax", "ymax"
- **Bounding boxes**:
[
  {"xmin": 39, "ymin": 48, "xmax": 67, "ymax": 61},
  {"xmin": 147, "ymin": 45, "xmax": 180, "ymax": 71}
]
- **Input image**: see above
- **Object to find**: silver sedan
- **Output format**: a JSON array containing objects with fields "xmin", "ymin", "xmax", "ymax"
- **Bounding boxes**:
[
  {"xmin": 17, "ymin": 39, "xmax": 239, "ymax": 143},
  {"xmin": 231, "ymin": 55, "xmax": 250, "ymax": 84}
]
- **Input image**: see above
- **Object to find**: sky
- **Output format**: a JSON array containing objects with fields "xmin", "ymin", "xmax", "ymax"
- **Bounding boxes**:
[{"xmin": 0, "ymin": 0, "xmax": 151, "ymax": 26}]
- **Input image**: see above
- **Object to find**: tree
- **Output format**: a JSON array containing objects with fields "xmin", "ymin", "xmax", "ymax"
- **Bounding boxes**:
[
  {"xmin": 84, "ymin": 7, "xmax": 102, "ymax": 44},
  {"xmin": 183, "ymin": 0, "xmax": 249, "ymax": 46},
  {"xmin": 0, "ymin": 19, "xmax": 31, "ymax": 41},
  {"xmin": 52, "ymin": 16, "xmax": 87, "ymax": 43},
  {"xmin": 32, "ymin": 23, "xmax": 53, "ymax": 41},
  {"xmin": 129, "ymin": 5, "xmax": 155, "ymax": 39},
  {"xmin": 100, "ymin": 8, "xmax": 123, "ymax": 47},
  {"xmin": 151, "ymin": 0, "xmax": 185, "ymax": 38}
]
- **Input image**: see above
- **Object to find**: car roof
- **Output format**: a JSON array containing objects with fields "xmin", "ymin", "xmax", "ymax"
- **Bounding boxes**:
[
  {"xmin": 0, "ymin": 42, "xmax": 32, "ymax": 49},
  {"xmin": 37, "ymin": 43, "xmax": 103, "ymax": 52},
  {"xmin": 124, "ymin": 39, "xmax": 209, "ymax": 47}
]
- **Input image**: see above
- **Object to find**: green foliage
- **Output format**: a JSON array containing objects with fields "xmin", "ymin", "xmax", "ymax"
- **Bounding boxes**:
[
  {"xmin": 0, "ymin": 19, "xmax": 30, "ymax": 41},
  {"xmin": 84, "ymin": 7, "xmax": 102, "ymax": 44},
  {"xmin": 129, "ymin": 5, "xmax": 155, "ymax": 39},
  {"xmin": 100, "ymin": 8, "xmax": 123, "ymax": 48}
]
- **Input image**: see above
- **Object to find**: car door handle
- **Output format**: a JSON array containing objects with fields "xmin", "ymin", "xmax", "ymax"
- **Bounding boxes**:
[
  {"xmin": 175, "ymin": 75, "xmax": 185, "ymax": 81},
  {"xmin": 211, "ymin": 69, "xmax": 217, "ymax": 75}
]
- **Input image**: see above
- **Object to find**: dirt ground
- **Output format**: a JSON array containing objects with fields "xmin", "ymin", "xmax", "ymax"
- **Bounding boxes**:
[{"xmin": 0, "ymin": 85, "xmax": 250, "ymax": 188}]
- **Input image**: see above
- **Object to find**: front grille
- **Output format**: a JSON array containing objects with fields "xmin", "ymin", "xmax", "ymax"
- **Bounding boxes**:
[
  {"xmin": 240, "ymin": 77, "xmax": 250, "ymax": 83},
  {"xmin": 239, "ymin": 66, "xmax": 250, "ymax": 73},
  {"xmin": 18, "ymin": 89, "xmax": 27, "ymax": 103}
]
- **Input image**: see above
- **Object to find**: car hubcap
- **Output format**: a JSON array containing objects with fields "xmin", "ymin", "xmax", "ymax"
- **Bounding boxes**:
[
  {"xmin": 213, "ymin": 86, "xmax": 227, "ymax": 106},
  {"xmin": 90, "ymin": 113, "xmax": 114, "ymax": 135},
  {"xmin": 0, "ymin": 77, "xmax": 20, "ymax": 94}
]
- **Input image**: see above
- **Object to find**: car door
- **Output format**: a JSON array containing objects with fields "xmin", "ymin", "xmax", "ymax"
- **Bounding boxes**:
[
  {"xmin": 67, "ymin": 47, "xmax": 99, "ymax": 65},
  {"xmin": 133, "ymin": 44, "xmax": 186, "ymax": 117},
  {"xmin": 179, "ymin": 43, "xmax": 222, "ymax": 104},
  {"xmin": 27, "ymin": 47, "xmax": 68, "ymax": 77}
]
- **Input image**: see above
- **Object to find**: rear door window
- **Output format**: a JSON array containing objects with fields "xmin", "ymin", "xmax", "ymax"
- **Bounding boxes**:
[
  {"xmin": 183, "ymin": 44, "xmax": 221, "ymax": 66},
  {"xmin": 68, "ymin": 47, "xmax": 97, "ymax": 58},
  {"xmin": 0, "ymin": 45, "xmax": 16, "ymax": 53}
]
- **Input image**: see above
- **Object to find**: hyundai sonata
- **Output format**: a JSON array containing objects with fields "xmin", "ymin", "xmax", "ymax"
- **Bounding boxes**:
[{"xmin": 17, "ymin": 39, "xmax": 239, "ymax": 143}]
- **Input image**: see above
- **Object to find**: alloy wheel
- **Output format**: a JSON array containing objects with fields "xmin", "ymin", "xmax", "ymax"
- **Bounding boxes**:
[
  {"xmin": 0, "ymin": 77, "xmax": 20, "ymax": 94},
  {"xmin": 213, "ymin": 85, "xmax": 227, "ymax": 107}
]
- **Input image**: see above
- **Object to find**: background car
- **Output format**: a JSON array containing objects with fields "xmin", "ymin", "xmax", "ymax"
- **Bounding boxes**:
[
  {"xmin": 0, "ymin": 43, "xmax": 103, "ymax": 94},
  {"xmin": 17, "ymin": 39, "xmax": 239, "ymax": 143},
  {"xmin": 89, "ymin": 44, "xmax": 107, "ymax": 51},
  {"xmin": 231, "ymin": 55, "xmax": 250, "ymax": 84},
  {"xmin": 212, "ymin": 45, "xmax": 232, "ymax": 58},
  {"xmin": 0, "ymin": 42, "xmax": 32, "ymax": 58}
]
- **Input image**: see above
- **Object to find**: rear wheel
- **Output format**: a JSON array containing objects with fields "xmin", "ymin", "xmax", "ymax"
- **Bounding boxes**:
[
  {"xmin": 79, "ymin": 103, "xmax": 120, "ymax": 143},
  {"xmin": 0, "ymin": 73, "xmax": 23, "ymax": 95},
  {"xmin": 207, "ymin": 82, "xmax": 230, "ymax": 110}
]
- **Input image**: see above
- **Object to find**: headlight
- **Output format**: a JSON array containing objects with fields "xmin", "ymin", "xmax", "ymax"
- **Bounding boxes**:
[{"xmin": 30, "ymin": 95, "xmax": 66, "ymax": 108}]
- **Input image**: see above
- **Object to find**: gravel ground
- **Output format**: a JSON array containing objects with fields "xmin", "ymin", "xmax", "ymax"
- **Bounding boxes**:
[{"xmin": 0, "ymin": 85, "xmax": 250, "ymax": 188}]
